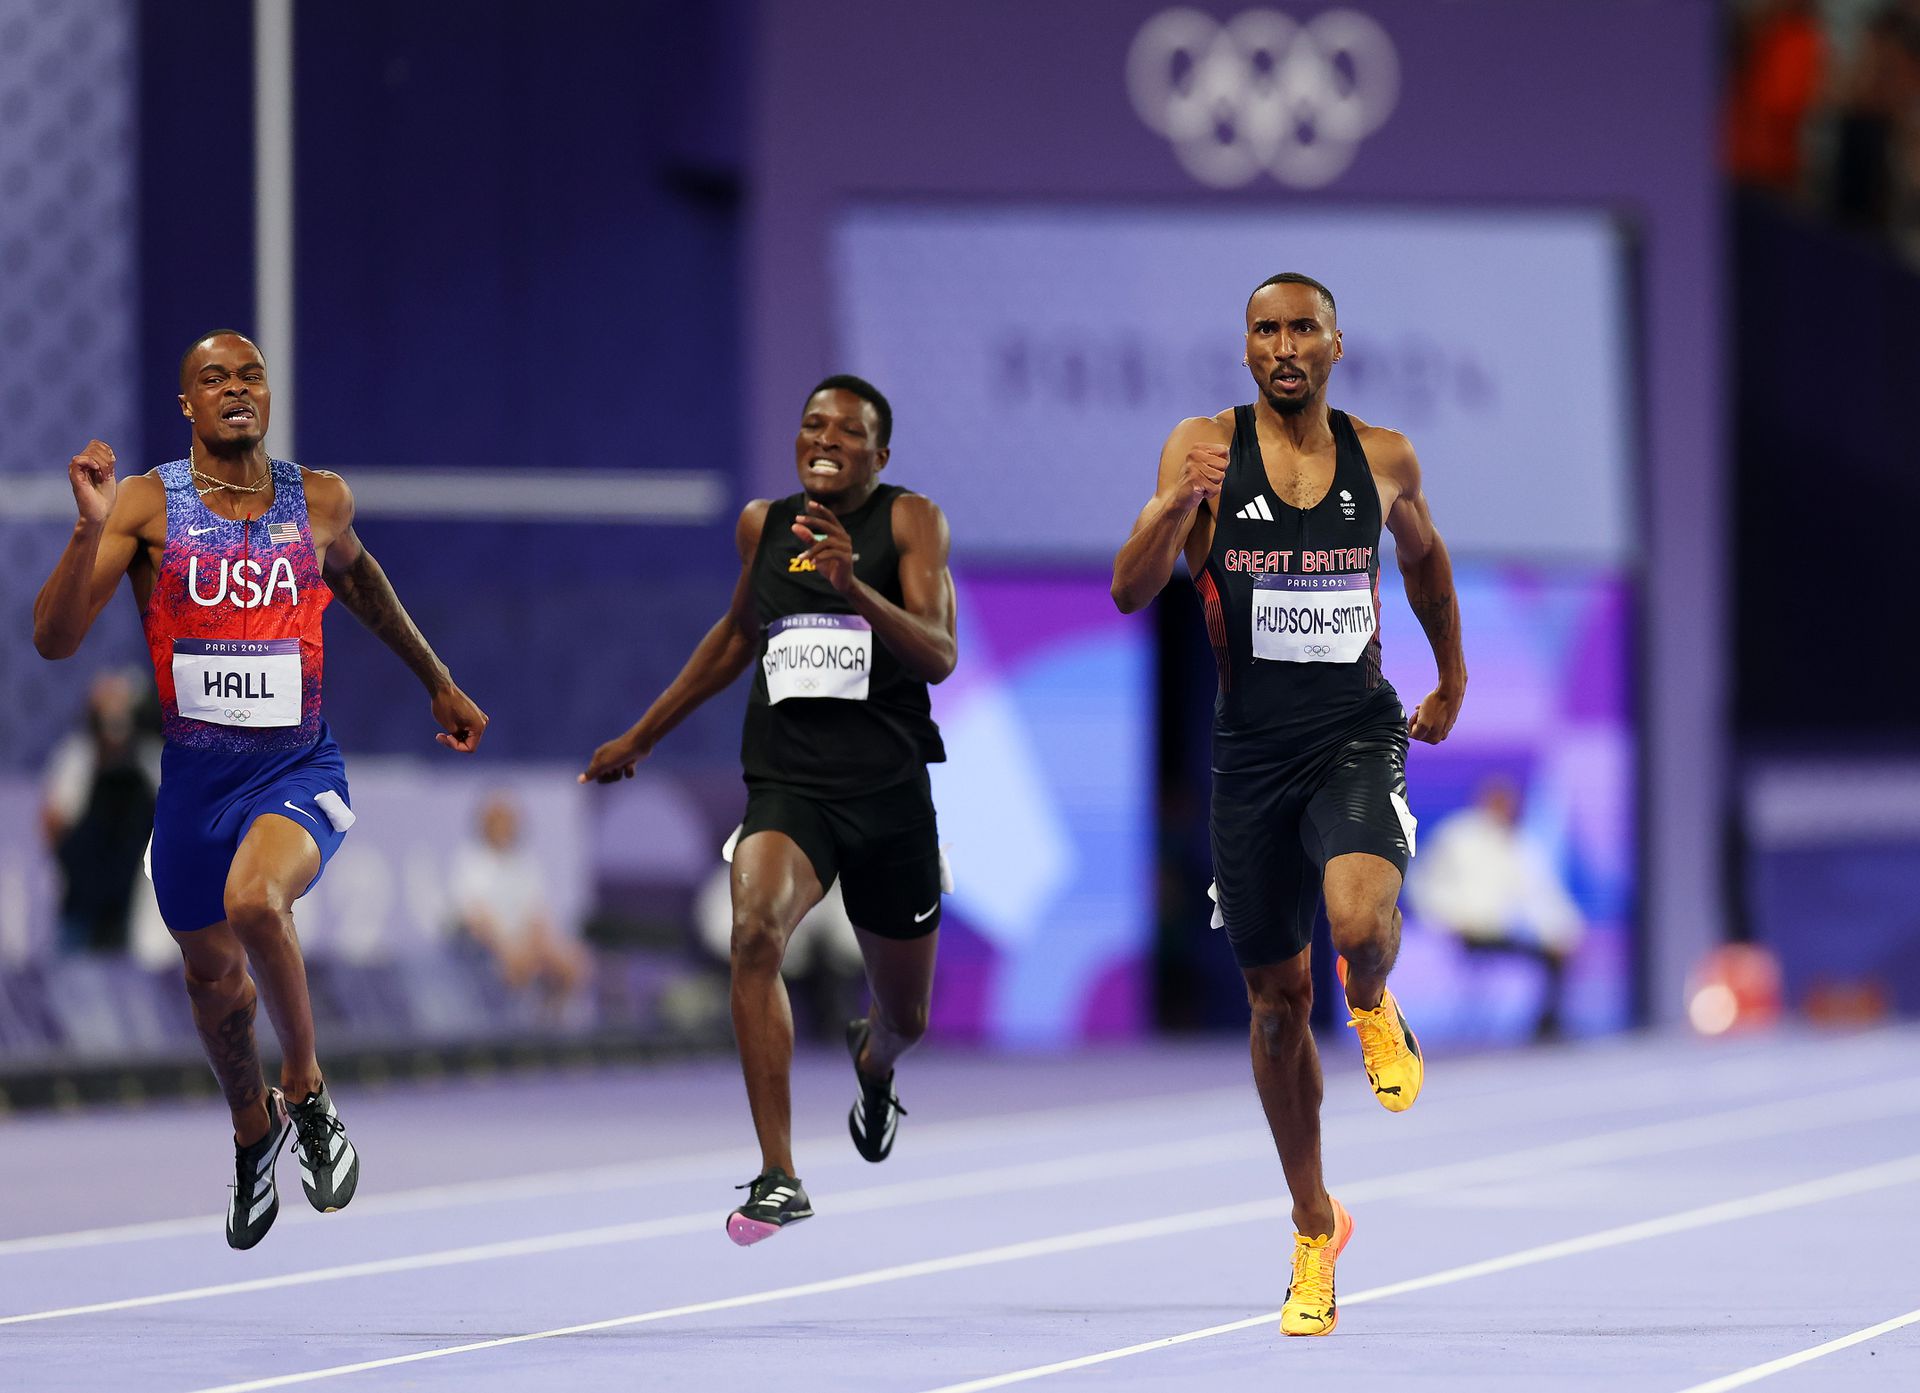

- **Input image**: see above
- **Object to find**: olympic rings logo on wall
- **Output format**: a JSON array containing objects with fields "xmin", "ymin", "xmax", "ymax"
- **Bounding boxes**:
[{"xmin": 1127, "ymin": 8, "xmax": 1400, "ymax": 189}]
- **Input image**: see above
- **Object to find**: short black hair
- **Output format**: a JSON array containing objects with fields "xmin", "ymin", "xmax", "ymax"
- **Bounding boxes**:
[
  {"xmin": 806, "ymin": 374, "xmax": 892, "ymax": 448},
  {"xmin": 179, "ymin": 329, "xmax": 261, "ymax": 390},
  {"xmin": 1248, "ymin": 273, "xmax": 1336, "ymax": 321}
]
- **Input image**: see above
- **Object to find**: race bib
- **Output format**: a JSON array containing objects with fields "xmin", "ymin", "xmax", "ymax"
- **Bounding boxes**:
[
  {"xmin": 763, "ymin": 614, "xmax": 872, "ymax": 704},
  {"xmin": 172, "ymin": 638, "xmax": 301, "ymax": 727},
  {"xmin": 1251, "ymin": 573, "xmax": 1375, "ymax": 663}
]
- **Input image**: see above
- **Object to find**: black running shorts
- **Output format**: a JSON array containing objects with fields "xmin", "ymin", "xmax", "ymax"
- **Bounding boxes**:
[
  {"xmin": 738, "ymin": 770, "xmax": 943, "ymax": 939},
  {"xmin": 1208, "ymin": 717, "xmax": 1414, "ymax": 968}
]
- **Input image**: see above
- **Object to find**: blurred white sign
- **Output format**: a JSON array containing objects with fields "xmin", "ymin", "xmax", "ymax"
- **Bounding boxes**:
[{"xmin": 832, "ymin": 204, "xmax": 1636, "ymax": 564}]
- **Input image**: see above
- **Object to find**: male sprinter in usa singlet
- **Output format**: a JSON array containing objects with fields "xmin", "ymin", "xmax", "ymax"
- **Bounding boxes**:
[
  {"xmin": 583, "ymin": 376, "xmax": 955, "ymax": 1244},
  {"xmin": 33, "ymin": 331, "xmax": 488, "ymax": 1248},
  {"xmin": 1112, "ymin": 275, "xmax": 1467, "ymax": 1336}
]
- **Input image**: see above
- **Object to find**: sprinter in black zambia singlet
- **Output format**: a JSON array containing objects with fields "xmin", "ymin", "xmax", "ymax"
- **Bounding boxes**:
[
  {"xmin": 1113, "ymin": 275, "xmax": 1467, "ymax": 1339},
  {"xmin": 742, "ymin": 483, "xmax": 945, "ymax": 798},
  {"xmin": 584, "ymin": 375, "xmax": 957, "ymax": 1248}
]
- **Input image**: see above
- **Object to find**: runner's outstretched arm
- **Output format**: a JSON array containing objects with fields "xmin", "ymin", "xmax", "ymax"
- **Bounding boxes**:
[
  {"xmin": 1111, "ymin": 417, "xmax": 1230, "ymax": 613},
  {"xmin": 311, "ymin": 471, "xmax": 489, "ymax": 752},
  {"xmin": 580, "ymin": 500, "xmax": 768, "ymax": 783},
  {"xmin": 789, "ymin": 494, "xmax": 955, "ymax": 682},
  {"xmin": 1378, "ymin": 438, "xmax": 1466, "ymax": 744}
]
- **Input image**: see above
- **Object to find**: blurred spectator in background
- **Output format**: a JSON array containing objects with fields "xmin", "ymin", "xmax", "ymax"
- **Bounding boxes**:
[
  {"xmin": 1409, "ymin": 778, "xmax": 1583, "ymax": 1041},
  {"xmin": 39, "ymin": 670, "xmax": 160, "ymax": 955},
  {"xmin": 694, "ymin": 845, "xmax": 865, "ymax": 1044},
  {"xmin": 1831, "ymin": 7, "xmax": 1914, "ymax": 228},
  {"xmin": 1725, "ymin": 0, "xmax": 1829, "ymax": 197},
  {"xmin": 450, "ymin": 794, "xmax": 590, "ymax": 1018},
  {"xmin": 1727, "ymin": 0, "xmax": 1920, "ymax": 262}
]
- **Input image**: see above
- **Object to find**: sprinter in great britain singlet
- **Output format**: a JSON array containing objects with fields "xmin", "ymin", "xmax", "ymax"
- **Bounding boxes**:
[
  {"xmin": 142, "ymin": 456, "xmax": 355, "ymax": 934},
  {"xmin": 1196, "ymin": 406, "xmax": 1414, "ymax": 968}
]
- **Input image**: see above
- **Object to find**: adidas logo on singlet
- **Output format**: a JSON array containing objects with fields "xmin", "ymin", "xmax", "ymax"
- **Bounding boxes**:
[{"xmin": 1235, "ymin": 497, "xmax": 1275, "ymax": 522}]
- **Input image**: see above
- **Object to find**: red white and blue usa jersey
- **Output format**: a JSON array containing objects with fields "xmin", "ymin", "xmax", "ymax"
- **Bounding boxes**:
[{"xmin": 142, "ymin": 458, "xmax": 331, "ymax": 752}]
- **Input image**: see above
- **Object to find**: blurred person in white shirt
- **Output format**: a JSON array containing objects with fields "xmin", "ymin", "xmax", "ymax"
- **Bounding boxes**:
[
  {"xmin": 1409, "ymin": 778, "xmax": 1583, "ymax": 1040},
  {"xmin": 450, "ymin": 794, "xmax": 589, "ymax": 1014},
  {"xmin": 693, "ymin": 831, "xmax": 866, "ymax": 1043}
]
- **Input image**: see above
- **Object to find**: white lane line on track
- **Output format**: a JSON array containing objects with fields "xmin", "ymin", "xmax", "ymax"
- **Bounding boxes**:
[
  {"xmin": 0, "ymin": 1031, "xmax": 1880, "ymax": 1259},
  {"xmin": 1671, "ymin": 1307, "xmax": 1920, "ymax": 1393},
  {"xmin": 915, "ymin": 1155, "xmax": 1920, "ymax": 1393},
  {"xmin": 182, "ymin": 1152, "xmax": 1920, "ymax": 1393},
  {"xmin": 0, "ymin": 1085, "xmax": 1247, "ymax": 1258},
  {"xmin": 20, "ymin": 1071, "xmax": 1918, "ymax": 1329}
]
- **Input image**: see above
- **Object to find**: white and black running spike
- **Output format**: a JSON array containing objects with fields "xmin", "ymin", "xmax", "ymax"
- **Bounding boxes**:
[
  {"xmin": 286, "ymin": 1084, "xmax": 360, "ymax": 1213},
  {"xmin": 846, "ymin": 1019, "xmax": 906, "ymax": 1163},
  {"xmin": 226, "ymin": 1088, "xmax": 290, "ymax": 1250},
  {"xmin": 726, "ymin": 1166, "xmax": 813, "ymax": 1246}
]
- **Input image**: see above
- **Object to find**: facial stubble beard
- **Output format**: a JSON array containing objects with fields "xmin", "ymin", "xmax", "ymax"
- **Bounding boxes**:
[{"xmin": 1264, "ymin": 389, "xmax": 1311, "ymax": 418}]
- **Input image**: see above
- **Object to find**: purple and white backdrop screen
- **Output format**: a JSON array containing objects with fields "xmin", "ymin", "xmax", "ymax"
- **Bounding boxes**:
[{"xmin": 831, "ymin": 204, "xmax": 1636, "ymax": 564}]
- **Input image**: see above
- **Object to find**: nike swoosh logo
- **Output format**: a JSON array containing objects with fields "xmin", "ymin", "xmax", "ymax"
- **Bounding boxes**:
[
  {"xmin": 913, "ymin": 904, "xmax": 938, "ymax": 923},
  {"xmin": 283, "ymin": 801, "xmax": 320, "ymax": 826},
  {"xmin": 189, "ymin": 525, "xmax": 218, "ymax": 536}
]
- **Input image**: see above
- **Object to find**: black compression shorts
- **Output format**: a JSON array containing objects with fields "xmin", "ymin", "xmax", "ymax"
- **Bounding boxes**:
[
  {"xmin": 1208, "ymin": 716, "xmax": 1414, "ymax": 968},
  {"xmin": 738, "ymin": 770, "xmax": 943, "ymax": 939}
]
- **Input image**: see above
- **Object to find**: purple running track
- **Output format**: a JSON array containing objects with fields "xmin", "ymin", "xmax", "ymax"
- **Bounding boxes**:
[{"xmin": 2, "ymin": 1029, "xmax": 1917, "ymax": 1392}]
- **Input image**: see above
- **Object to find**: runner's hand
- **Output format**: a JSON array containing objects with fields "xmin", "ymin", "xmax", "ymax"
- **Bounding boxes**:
[
  {"xmin": 1168, "ymin": 443, "xmax": 1227, "ymax": 512},
  {"xmin": 792, "ymin": 500, "xmax": 856, "ymax": 593},
  {"xmin": 580, "ymin": 729, "xmax": 651, "ymax": 784},
  {"xmin": 431, "ymin": 682, "xmax": 489, "ymax": 752},
  {"xmin": 69, "ymin": 440, "xmax": 118, "ymax": 526},
  {"xmin": 1407, "ymin": 685, "xmax": 1462, "ymax": 745}
]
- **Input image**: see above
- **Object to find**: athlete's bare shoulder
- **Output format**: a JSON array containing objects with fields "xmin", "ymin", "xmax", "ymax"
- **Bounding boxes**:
[
  {"xmin": 888, "ymin": 489, "xmax": 950, "ymax": 555},
  {"xmin": 1346, "ymin": 413, "xmax": 1419, "ymax": 478},
  {"xmin": 299, "ymin": 465, "xmax": 351, "ymax": 501},
  {"xmin": 736, "ymin": 498, "xmax": 773, "ymax": 562},
  {"xmin": 1344, "ymin": 414, "xmax": 1424, "ymax": 515},
  {"xmin": 299, "ymin": 466, "xmax": 355, "ymax": 540},
  {"xmin": 111, "ymin": 471, "xmax": 168, "ymax": 540},
  {"xmin": 1174, "ymin": 410, "xmax": 1234, "ymax": 445},
  {"xmin": 888, "ymin": 489, "xmax": 945, "ymax": 524},
  {"xmin": 1343, "ymin": 414, "xmax": 1415, "ymax": 469}
]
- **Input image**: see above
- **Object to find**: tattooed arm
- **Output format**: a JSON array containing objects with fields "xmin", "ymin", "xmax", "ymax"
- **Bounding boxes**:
[
  {"xmin": 1369, "ymin": 430, "xmax": 1465, "ymax": 745},
  {"xmin": 307, "ymin": 469, "xmax": 489, "ymax": 752}
]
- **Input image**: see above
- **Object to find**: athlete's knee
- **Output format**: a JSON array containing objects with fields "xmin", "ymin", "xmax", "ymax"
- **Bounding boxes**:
[
  {"xmin": 1326, "ymin": 896, "xmax": 1396, "ymax": 965},
  {"xmin": 222, "ymin": 882, "xmax": 295, "ymax": 949},
  {"xmin": 1246, "ymin": 972, "xmax": 1312, "ymax": 1051},
  {"xmin": 181, "ymin": 953, "xmax": 251, "ymax": 1011},
  {"xmin": 875, "ymin": 996, "xmax": 929, "ymax": 1046},
  {"xmin": 728, "ymin": 908, "xmax": 790, "ymax": 978}
]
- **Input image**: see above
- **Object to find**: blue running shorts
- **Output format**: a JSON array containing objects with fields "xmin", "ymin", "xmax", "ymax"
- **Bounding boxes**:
[{"xmin": 147, "ymin": 721, "xmax": 353, "ymax": 933}]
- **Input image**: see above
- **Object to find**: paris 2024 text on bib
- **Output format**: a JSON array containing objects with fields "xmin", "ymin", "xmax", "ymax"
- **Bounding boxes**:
[{"xmin": 171, "ymin": 638, "xmax": 302, "ymax": 727}]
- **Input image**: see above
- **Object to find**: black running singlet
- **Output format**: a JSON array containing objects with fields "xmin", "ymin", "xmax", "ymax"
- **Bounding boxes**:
[
  {"xmin": 1194, "ymin": 407, "xmax": 1401, "ymax": 757},
  {"xmin": 740, "ymin": 484, "xmax": 946, "ymax": 797}
]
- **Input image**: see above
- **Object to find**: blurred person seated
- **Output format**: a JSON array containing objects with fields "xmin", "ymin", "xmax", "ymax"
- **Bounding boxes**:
[
  {"xmin": 1409, "ymin": 778, "xmax": 1584, "ymax": 1041},
  {"xmin": 450, "ymin": 793, "xmax": 590, "ymax": 1019},
  {"xmin": 1725, "ymin": 0, "xmax": 1828, "ymax": 196},
  {"xmin": 40, "ymin": 669, "xmax": 161, "ymax": 955},
  {"xmin": 693, "ymin": 834, "xmax": 865, "ymax": 1044}
]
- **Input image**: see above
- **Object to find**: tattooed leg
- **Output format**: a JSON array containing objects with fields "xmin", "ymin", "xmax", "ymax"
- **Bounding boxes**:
[{"xmin": 175, "ymin": 924, "xmax": 270, "ymax": 1145}]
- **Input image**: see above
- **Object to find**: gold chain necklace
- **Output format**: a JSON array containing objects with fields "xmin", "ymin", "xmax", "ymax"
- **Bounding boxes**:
[{"xmin": 191, "ymin": 462, "xmax": 273, "ymax": 496}]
